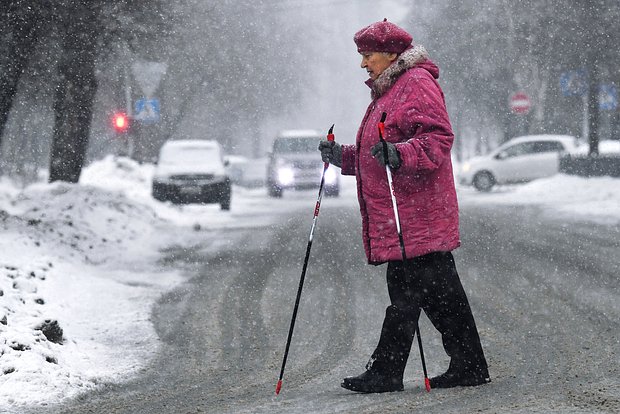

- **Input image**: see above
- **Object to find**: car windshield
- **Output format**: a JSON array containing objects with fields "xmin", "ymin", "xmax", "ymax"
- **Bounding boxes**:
[
  {"xmin": 160, "ymin": 146, "xmax": 220, "ymax": 166},
  {"xmin": 273, "ymin": 137, "xmax": 319, "ymax": 153}
]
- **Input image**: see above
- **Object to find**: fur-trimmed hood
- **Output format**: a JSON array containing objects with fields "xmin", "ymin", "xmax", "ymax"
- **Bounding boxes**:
[{"xmin": 365, "ymin": 45, "xmax": 434, "ymax": 99}]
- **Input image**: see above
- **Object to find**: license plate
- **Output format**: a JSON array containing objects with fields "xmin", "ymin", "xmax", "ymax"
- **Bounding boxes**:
[{"xmin": 180, "ymin": 186, "xmax": 201, "ymax": 194}]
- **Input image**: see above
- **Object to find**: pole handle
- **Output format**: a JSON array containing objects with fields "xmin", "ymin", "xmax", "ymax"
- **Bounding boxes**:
[
  {"xmin": 378, "ymin": 112, "xmax": 390, "ymax": 166},
  {"xmin": 378, "ymin": 112, "xmax": 387, "ymax": 140},
  {"xmin": 324, "ymin": 124, "xmax": 335, "ymax": 168},
  {"xmin": 327, "ymin": 123, "xmax": 335, "ymax": 142}
]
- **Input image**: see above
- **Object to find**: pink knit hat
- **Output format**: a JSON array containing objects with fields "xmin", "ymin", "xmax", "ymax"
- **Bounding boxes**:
[{"xmin": 354, "ymin": 18, "xmax": 413, "ymax": 54}]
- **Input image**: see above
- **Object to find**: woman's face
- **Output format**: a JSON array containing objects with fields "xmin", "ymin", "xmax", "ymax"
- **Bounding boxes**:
[{"xmin": 360, "ymin": 52, "xmax": 397, "ymax": 80}]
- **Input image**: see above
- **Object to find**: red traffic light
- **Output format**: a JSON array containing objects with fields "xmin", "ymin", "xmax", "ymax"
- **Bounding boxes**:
[{"xmin": 112, "ymin": 112, "xmax": 129, "ymax": 132}]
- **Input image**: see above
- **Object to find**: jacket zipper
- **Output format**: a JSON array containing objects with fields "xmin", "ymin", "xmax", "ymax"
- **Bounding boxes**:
[{"xmin": 358, "ymin": 101, "xmax": 376, "ymax": 262}]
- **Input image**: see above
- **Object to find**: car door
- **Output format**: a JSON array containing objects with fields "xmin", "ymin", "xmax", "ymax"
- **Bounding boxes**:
[
  {"xmin": 528, "ymin": 141, "xmax": 565, "ymax": 178},
  {"xmin": 493, "ymin": 142, "xmax": 538, "ymax": 183}
]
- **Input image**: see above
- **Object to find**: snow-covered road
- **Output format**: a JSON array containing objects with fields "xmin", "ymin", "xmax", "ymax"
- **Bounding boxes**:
[{"xmin": 38, "ymin": 192, "xmax": 620, "ymax": 413}]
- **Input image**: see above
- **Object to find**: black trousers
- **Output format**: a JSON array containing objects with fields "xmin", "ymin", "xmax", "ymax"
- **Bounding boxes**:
[{"xmin": 378, "ymin": 251, "xmax": 488, "ymax": 375}]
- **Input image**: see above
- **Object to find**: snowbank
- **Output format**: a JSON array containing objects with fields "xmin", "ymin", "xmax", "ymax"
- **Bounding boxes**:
[
  {"xmin": 0, "ymin": 157, "xmax": 185, "ymax": 408},
  {"xmin": 457, "ymin": 174, "xmax": 620, "ymax": 225}
]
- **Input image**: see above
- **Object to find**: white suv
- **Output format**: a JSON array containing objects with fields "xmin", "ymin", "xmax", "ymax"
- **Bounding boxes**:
[
  {"xmin": 152, "ymin": 140, "xmax": 231, "ymax": 209},
  {"xmin": 458, "ymin": 134, "xmax": 579, "ymax": 191},
  {"xmin": 266, "ymin": 130, "xmax": 339, "ymax": 198}
]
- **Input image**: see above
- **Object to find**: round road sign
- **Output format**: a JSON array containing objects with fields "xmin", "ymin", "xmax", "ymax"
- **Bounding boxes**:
[{"xmin": 510, "ymin": 92, "xmax": 531, "ymax": 114}]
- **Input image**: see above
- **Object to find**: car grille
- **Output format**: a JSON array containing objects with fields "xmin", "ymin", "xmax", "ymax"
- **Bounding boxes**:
[
  {"xmin": 169, "ymin": 174, "xmax": 215, "ymax": 181},
  {"xmin": 291, "ymin": 160, "xmax": 320, "ymax": 169}
]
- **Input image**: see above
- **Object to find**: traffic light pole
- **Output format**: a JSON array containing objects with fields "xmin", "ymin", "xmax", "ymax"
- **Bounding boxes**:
[{"xmin": 122, "ymin": 42, "xmax": 134, "ymax": 159}]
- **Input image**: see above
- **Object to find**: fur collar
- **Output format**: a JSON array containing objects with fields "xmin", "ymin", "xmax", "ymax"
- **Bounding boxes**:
[{"xmin": 370, "ymin": 45, "xmax": 429, "ymax": 99}]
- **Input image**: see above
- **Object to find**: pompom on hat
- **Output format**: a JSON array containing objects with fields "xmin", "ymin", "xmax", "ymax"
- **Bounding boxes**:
[{"xmin": 354, "ymin": 18, "xmax": 413, "ymax": 54}]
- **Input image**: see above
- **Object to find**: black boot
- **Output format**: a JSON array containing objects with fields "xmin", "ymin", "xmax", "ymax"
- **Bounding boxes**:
[
  {"xmin": 341, "ymin": 306, "xmax": 415, "ymax": 393},
  {"xmin": 429, "ymin": 360, "xmax": 490, "ymax": 389},
  {"xmin": 341, "ymin": 358, "xmax": 404, "ymax": 393}
]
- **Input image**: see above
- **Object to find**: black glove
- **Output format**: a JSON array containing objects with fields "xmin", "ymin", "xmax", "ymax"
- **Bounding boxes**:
[
  {"xmin": 318, "ymin": 140, "xmax": 342, "ymax": 168},
  {"xmin": 371, "ymin": 141, "xmax": 401, "ymax": 170}
]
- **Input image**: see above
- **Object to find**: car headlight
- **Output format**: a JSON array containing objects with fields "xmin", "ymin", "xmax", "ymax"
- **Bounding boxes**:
[
  {"xmin": 461, "ymin": 162, "xmax": 471, "ymax": 173},
  {"xmin": 277, "ymin": 167, "xmax": 295, "ymax": 185},
  {"xmin": 324, "ymin": 167, "xmax": 338, "ymax": 185}
]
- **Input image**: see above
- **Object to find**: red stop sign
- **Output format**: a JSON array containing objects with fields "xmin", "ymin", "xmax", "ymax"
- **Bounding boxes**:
[{"xmin": 510, "ymin": 92, "xmax": 531, "ymax": 114}]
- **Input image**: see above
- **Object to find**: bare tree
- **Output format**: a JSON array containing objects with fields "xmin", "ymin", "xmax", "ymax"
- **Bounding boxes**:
[
  {"xmin": 0, "ymin": 2, "xmax": 45, "ymax": 148},
  {"xmin": 48, "ymin": 1, "xmax": 101, "ymax": 183}
]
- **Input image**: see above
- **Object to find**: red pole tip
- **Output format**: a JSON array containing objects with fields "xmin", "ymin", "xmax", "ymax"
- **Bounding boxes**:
[
  {"xmin": 275, "ymin": 379, "xmax": 283, "ymax": 395},
  {"xmin": 425, "ymin": 377, "xmax": 431, "ymax": 392}
]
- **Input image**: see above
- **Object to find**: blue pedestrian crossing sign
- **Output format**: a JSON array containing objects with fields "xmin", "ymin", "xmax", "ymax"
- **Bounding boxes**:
[
  {"xmin": 134, "ymin": 98, "xmax": 160, "ymax": 124},
  {"xmin": 560, "ymin": 69, "xmax": 588, "ymax": 97},
  {"xmin": 599, "ymin": 84, "xmax": 618, "ymax": 111}
]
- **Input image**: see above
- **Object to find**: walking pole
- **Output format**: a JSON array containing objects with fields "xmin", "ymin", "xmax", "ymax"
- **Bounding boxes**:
[
  {"xmin": 275, "ymin": 124, "xmax": 335, "ymax": 396},
  {"xmin": 378, "ymin": 112, "xmax": 431, "ymax": 392}
]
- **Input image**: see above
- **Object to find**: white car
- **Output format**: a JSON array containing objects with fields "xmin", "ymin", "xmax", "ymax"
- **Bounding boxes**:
[
  {"xmin": 458, "ymin": 134, "xmax": 579, "ymax": 191},
  {"xmin": 152, "ymin": 140, "xmax": 231, "ymax": 209}
]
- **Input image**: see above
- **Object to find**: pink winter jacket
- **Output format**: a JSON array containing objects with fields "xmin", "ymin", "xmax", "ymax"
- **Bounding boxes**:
[{"xmin": 341, "ymin": 45, "xmax": 460, "ymax": 264}]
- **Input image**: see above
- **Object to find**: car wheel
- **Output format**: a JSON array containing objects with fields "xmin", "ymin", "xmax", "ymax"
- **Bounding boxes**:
[
  {"xmin": 473, "ymin": 171, "xmax": 495, "ymax": 192},
  {"xmin": 220, "ymin": 193, "xmax": 231, "ymax": 210},
  {"xmin": 219, "ymin": 183, "xmax": 231, "ymax": 210},
  {"xmin": 268, "ymin": 184, "xmax": 283, "ymax": 198}
]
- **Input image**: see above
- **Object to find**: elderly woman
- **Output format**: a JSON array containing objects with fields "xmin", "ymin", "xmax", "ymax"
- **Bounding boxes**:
[{"xmin": 319, "ymin": 19, "xmax": 490, "ymax": 393}]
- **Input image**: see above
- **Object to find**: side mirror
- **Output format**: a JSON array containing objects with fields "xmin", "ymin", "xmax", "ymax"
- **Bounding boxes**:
[{"xmin": 495, "ymin": 151, "xmax": 508, "ymax": 160}]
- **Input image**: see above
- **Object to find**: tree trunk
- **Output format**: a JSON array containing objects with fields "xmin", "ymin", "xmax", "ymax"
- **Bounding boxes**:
[
  {"xmin": 48, "ymin": 3, "xmax": 99, "ymax": 183},
  {"xmin": 0, "ymin": 3, "xmax": 42, "ymax": 147}
]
